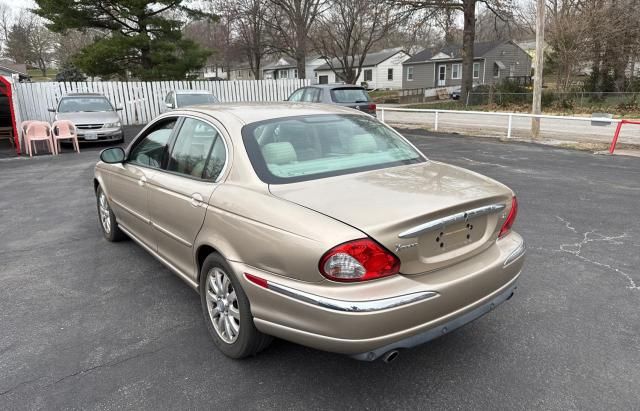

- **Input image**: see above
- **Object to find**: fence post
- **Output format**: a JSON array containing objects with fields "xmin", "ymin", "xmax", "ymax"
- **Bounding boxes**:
[
  {"xmin": 380, "ymin": 107, "xmax": 385, "ymax": 123},
  {"xmin": 434, "ymin": 111, "xmax": 439, "ymax": 131},
  {"xmin": 507, "ymin": 114, "xmax": 513, "ymax": 138}
]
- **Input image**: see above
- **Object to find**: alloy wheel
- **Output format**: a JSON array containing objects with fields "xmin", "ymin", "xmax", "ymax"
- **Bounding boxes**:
[
  {"xmin": 99, "ymin": 192, "xmax": 111, "ymax": 234},
  {"xmin": 205, "ymin": 267, "xmax": 240, "ymax": 343}
]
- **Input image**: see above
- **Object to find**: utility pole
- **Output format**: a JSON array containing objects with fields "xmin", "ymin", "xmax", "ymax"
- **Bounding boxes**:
[{"xmin": 531, "ymin": 0, "xmax": 545, "ymax": 139}]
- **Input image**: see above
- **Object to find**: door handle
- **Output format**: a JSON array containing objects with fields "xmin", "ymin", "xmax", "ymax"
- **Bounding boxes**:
[
  {"xmin": 191, "ymin": 193, "xmax": 204, "ymax": 207},
  {"xmin": 138, "ymin": 176, "xmax": 147, "ymax": 187}
]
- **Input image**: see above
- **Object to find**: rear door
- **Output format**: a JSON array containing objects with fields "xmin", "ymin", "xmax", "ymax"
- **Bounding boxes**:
[
  {"xmin": 329, "ymin": 87, "xmax": 376, "ymax": 116},
  {"xmin": 108, "ymin": 117, "xmax": 178, "ymax": 248},
  {"xmin": 148, "ymin": 116, "xmax": 228, "ymax": 279}
]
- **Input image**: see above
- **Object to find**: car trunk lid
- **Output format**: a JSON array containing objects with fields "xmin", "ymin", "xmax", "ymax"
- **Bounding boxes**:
[{"xmin": 269, "ymin": 162, "xmax": 513, "ymax": 274}]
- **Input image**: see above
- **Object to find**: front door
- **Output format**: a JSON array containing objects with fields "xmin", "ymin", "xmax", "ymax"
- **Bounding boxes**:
[
  {"xmin": 108, "ymin": 117, "xmax": 178, "ymax": 248},
  {"xmin": 148, "ymin": 116, "xmax": 228, "ymax": 279},
  {"xmin": 438, "ymin": 65, "xmax": 446, "ymax": 86}
]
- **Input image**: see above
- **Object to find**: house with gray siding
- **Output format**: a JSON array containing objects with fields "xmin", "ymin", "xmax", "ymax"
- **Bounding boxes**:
[{"xmin": 402, "ymin": 41, "xmax": 531, "ymax": 90}]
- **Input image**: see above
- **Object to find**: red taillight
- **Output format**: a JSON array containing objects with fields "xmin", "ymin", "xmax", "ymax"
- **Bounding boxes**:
[
  {"xmin": 319, "ymin": 239, "xmax": 400, "ymax": 282},
  {"xmin": 368, "ymin": 103, "xmax": 377, "ymax": 111},
  {"xmin": 499, "ymin": 196, "xmax": 518, "ymax": 239}
]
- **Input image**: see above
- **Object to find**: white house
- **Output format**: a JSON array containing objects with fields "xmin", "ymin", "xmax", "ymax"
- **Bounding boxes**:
[
  {"xmin": 262, "ymin": 56, "xmax": 325, "ymax": 81},
  {"xmin": 313, "ymin": 48, "xmax": 410, "ymax": 89}
]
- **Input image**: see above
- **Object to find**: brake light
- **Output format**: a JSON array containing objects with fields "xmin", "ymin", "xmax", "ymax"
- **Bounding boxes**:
[
  {"xmin": 368, "ymin": 103, "xmax": 377, "ymax": 111},
  {"xmin": 319, "ymin": 239, "xmax": 400, "ymax": 282},
  {"xmin": 499, "ymin": 196, "xmax": 518, "ymax": 239}
]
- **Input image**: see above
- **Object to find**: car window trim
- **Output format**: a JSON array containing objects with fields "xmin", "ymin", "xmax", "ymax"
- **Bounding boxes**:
[
  {"xmin": 125, "ymin": 115, "xmax": 182, "ymax": 171},
  {"xmin": 156, "ymin": 114, "xmax": 230, "ymax": 183}
]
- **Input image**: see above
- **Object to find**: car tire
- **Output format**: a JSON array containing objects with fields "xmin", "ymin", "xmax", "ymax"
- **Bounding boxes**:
[
  {"xmin": 96, "ymin": 186, "xmax": 126, "ymax": 242},
  {"xmin": 200, "ymin": 253, "xmax": 272, "ymax": 358}
]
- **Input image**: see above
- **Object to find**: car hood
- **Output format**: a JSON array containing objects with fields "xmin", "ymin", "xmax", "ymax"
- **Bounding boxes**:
[
  {"xmin": 269, "ymin": 161, "xmax": 514, "ymax": 274},
  {"xmin": 55, "ymin": 111, "xmax": 120, "ymax": 124}
]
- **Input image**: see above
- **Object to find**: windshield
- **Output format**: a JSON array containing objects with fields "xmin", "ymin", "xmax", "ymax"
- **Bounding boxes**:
[
  {"xmin": 58, "ymin": 97, "xmax": 113, "ymax": 113},
  {"xmin": 242, "ymin": 114, "xmax": 424, "ymax": 184},
  {"xmin": 330, "ymin": 88, "xmax": 371, "ymax": 103},
  {"xmin": 176, "ymin": 93, "xmax": 219, "ymax": 107}
]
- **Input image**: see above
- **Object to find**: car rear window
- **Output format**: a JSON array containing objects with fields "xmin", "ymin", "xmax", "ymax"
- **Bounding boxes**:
[
  {"xmin": 242, "ymin": 114, "xmax": 424, "ymax": 184},
  {"xmin": 330, "ymin": 88, "xmax": 371, "ymax": 103},
  {"xmin": 176, "ymin": 93, "xmax": 219, "ymax": 107}
]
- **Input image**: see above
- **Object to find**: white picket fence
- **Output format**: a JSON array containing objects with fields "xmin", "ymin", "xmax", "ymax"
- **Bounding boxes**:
[{"xmin": 13, "ymin": 79, "xmax": 310, "ymax": 126}]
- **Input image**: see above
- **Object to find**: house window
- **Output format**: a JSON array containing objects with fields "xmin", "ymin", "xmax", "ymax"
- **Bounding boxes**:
[
  {"xmin": 280, "ymin": 70, "xmax": 288, "ymax": 79},
  {"xmin": 452, "ymin": 64, "xmax": 461, "ymax": 79},
  {"xmin": 473, "ymin": 63, "xmax": 480, "ymax": 79},
  {"xmin": 493, "ymin": 63, "xmax": 500, "ymax": 78},
  {"xmin": 294, "ymin": 69, "xmax": 298, "ymax": 79},
  {"xmin": 407, "ymin": 66, "xmax": 413, "ymax": 81},
  {"xmin": 364, "ymin": 69, "xmax": 372, "ymax": 82},
  {"xmin": 314, "ymin": 71, "xmax": 318, "ymax": 78},
  {"xmin": 387, "ymin": 68, "xmax": 393, "ymax": 80},
  {"xmin": 238, "ymin": 70, "xmax": 243, "ymax": 79}
]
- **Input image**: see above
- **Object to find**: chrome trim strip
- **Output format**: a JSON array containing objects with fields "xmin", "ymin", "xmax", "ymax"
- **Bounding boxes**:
[
  {"xmin": 504, "ymin": 240, "xmax": 526, "ymax": 267},
  {"xmin": 265, "ymin": 281, "xmax": 438, "ymax": 313},
  {"xmin": 111, "ymin": 198, "xmax": 150, "ymax": 224},
  {"xmin": 398, "ymin": 203, "xmax": 506, "ymax": 239},
  {"xmin": 118, "ymin": 224, "xmax": 199, "ymax": 290},
  {"xmin": 151, "ymin": 221, "xmax": 193, "ymax": 247}
]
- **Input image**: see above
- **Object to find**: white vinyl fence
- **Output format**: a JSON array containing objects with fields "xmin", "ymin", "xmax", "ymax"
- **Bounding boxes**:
[{"xmin": 13, "ymin": 79, "xmax": 310, "ymax": 126}]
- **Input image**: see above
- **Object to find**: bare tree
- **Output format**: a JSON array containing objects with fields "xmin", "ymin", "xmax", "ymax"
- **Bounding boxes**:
[
  {"xmin": 312, "ymin": 0, "xmax": 401, "ymax": 84},
  {"xmin": 265, "ymin": 0, "xmax": 325, "ymax": 79},
  {"xmin": 234, "ymin": 0, "xmax": 271, "ymax": 79}
]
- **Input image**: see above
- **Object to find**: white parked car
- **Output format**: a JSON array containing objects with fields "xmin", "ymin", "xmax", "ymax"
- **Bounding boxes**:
[{"xmin": 163, "ymin": 90, "xmax": 219, "ymax": 111}]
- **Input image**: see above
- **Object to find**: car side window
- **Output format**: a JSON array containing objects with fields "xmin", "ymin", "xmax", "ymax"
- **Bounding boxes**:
[
  {"xmin": 129, "ymin": 118, "xmax": 177, "ymax": 168},
  {"xmin": 167, "ymin": 118, "xmax": 221, "ymax": 179},
  {"xmin": 288, "ymin": 88, "xmax": 305, "ymax": 102},
  {"xmin": 302, "ymin": 88, "xmax": 320, "ymax": 102},
  {"xmin": 165, "ymin": 92, "xmax": 173, "ymax": 105},
  {"xmin": 203, "ymin": 134, "xmax": 227, "ymax": 180}
]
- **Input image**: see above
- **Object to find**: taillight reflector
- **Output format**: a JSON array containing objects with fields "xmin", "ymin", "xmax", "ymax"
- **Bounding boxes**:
[
  {"xmin": 319, "ymin": 238, "xmax": 400, "ymax": 282},
  {"xmin": 245, "ymin": 273, "xmax": 268, "ymax": 288},
  {"xmin": 499, "ymin": 196, "xmax": 518, "ymax": 239},
  {"xmin": 368, "ymin": 103, "xmax": 377, "ymax": 111}
]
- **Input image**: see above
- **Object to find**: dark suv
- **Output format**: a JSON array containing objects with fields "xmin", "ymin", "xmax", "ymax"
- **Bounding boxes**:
[{"xmin": 287, "ymin": 84, "xmax": 376, "ymax": 117}]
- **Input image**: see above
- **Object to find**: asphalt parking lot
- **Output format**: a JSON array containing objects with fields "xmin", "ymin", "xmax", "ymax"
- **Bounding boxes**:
[{"xmin": 1, "ymin": 128, "xmax": 638, "ymax": 409}]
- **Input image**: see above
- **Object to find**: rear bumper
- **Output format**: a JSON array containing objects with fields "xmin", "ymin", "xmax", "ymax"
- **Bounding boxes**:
[
  {"xmin": 235, "ymin": 232, "xmax": 525, "ymax": 358},
  {"xmin": 350, "ymin": 275, "xmax": 518, "ymax": 360}
]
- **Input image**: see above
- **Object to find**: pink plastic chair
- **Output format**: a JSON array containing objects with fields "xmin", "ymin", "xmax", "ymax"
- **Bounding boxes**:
[
  {"xmin": 20, "ymin": 120, "xmax": 35, "ymax": 153},
  {"xmin": 52, "ymin": 120, "xmax": 80, "ymax": 155},
  {"xmin": 24, "ymin": 121, "xmax": 54, "ymax": 157}
]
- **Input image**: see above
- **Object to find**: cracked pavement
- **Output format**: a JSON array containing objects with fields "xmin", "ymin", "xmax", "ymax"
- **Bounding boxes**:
[{"xmin": 1, "ymin": 128, "xmax": 639, "ymax": 409}]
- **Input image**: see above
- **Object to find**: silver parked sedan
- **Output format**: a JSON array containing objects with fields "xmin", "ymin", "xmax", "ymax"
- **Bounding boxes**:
[{"xmin": 49, "ymin": 93, "xmax": 124, "ymax": 143}]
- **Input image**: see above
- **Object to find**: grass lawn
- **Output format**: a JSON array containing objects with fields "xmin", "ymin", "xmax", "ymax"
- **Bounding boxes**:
[{"xmin": 27, "ymin": 68, "xmax": 59, "ymax": 82}]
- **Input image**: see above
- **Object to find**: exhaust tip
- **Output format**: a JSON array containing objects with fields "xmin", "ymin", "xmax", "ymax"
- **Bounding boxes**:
[{"xmin": 382, "ymin": 350, "xmax": 400, "ymax": 363}]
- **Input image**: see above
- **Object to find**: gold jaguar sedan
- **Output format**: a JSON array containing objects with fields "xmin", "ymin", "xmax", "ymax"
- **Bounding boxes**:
[{"xmin": 94, "ymin": 103, "xmax": 525, "ymax": 362}]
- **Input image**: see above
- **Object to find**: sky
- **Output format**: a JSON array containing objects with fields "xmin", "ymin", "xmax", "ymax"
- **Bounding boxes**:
[{"xmin": 6, "ymin": 0, "xmax": 35, "ymax": 11}]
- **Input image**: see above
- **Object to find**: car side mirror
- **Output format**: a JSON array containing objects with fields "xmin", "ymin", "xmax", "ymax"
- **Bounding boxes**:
[
  {"xmin": 47, "ymin": 108, "xmax": 55, "ymax": 112},
  {"xmin": 100, "ymin": 147, "xmax": 125, "ymax": 164}
]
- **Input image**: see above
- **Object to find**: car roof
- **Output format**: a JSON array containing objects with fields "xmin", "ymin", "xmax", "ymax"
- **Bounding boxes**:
[
  {"xmin": 178, "ymin": 102, "xmax": 368, "ymax": 125},
  {"xmin": 306, "ymin": 84, "xmax": 365, "ymax": 90},
  {"xmin": 173, "ymin": 89, "xmax": 213, "ymax": 95},
  {"xmin": 63, "ymin": 93, "xmax": 106, "ymax": 97}
]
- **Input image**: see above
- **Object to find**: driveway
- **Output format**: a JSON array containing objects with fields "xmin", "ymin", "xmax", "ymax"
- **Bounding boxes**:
[{"xmin": 1, "ymin": 130, "xmax": 638, "ymax": 409}]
